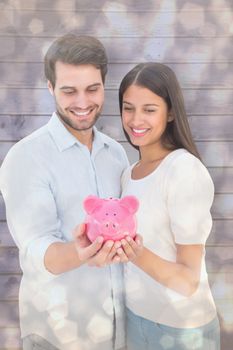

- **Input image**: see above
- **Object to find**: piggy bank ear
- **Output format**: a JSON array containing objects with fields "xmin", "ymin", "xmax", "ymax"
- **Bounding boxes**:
[
  {"xmin": 120, "ymin": 195, "xmax": 139, "ymax": 214},
  {"xmin": 83, "ymin": 195, "xmax": 103, "ymax": 214}
]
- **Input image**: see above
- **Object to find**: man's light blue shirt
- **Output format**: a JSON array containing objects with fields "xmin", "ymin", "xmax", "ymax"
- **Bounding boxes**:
[{"xmin": 0, "ymin": 113, "xmax": 129, "ymax": 350}]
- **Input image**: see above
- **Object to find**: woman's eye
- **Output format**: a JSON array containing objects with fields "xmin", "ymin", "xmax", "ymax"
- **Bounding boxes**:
[
  {"xmin": 145, "ymin": 109, "xmax": 156, "ymax": 113},
  {"xmin": 123, "ymin": 107, "xmax": 133, "ymax": 111}
]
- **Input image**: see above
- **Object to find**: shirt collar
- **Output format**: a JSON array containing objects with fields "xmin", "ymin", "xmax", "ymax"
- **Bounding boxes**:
[{"xmin": 47, "ymin": 112, "xmax": 110, "ymax": 152}]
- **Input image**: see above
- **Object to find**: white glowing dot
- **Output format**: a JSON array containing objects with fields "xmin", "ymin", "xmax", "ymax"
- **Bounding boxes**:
[
  {"xmin": 230, "ymin": 23, "xmax": 233, "ymax": 34},
  {"xmin": 87, "ymin": 314, "xmax": 113, "ymax": 343},
  {"xmin": 28, "ymin": 18, "xmax": 44, "ymax": 34},
  {"xmin": 103, "ymin": 2, "xmax": 126, "ymax": 11},
  {"xmin": 102, "ymin": 297, "xmax": 114, "ymax": 315},
  {"xmin": 178, "ymin": 3, "xmax": 204, "ymax": 31},
  {"xmin": 53, "ymin": 319, "xmax": 78, "ymax": 344},
  {"xmin": 160, "ymin": 334, "xmax": 174, "ymax": 349}
]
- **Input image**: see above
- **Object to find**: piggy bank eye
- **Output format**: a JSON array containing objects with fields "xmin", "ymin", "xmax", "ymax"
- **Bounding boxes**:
[
  {"xmin": 105, "ymin": 213, "xmax": 108, "ymax": 216},
  {"xmin": 114, "ymin": 213, "xmax": 116, "ymax": 216}
]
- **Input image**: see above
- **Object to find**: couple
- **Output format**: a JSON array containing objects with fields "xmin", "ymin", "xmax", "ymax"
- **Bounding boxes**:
[{"xmin": 0, "ymin": 34, "xmax": 220, "ymax": 350}]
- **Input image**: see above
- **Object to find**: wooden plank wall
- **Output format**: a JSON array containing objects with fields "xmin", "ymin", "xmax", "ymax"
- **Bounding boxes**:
[{"xmin": 0, "ymin": 0, "xmax": 233, "ymax": 348}]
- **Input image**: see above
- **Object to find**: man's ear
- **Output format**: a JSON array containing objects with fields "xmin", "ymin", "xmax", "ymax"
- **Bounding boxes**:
[{"xmin": 47, "ymin": 81, "xmax": 54, "ymax": 96}]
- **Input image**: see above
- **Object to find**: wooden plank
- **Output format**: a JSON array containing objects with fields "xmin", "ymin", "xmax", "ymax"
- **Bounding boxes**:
[
  {"xmin": 0, "ymin": 196, "xmax": 6, "ymax": 221},
  {"xmin": 209, "ymin": 168, "xmax": 233, "ymax": 193},
  {"xmin": 209, "ymin": 220, "xmax": 233, "ymax": 245},
  {"xmin": 0, "ymin": 141, "xmax": 15, "ymax": 165},
  {"xmin": 214, "ymin": 299, "xmax": 233, "ymax": 329},
  {"xmin": 0, "ymin": 328, "xmax": 22, "ymax": 349},
  {"xmin": 211, "ymin": 194, "xmax": 233, "ymax": 220},
  {"xmin": 196, "ymin": 142, "xmax": 233, "ymax": 167},
  {"xmin": 209, "ymin": 272, "xmax": 233, "ymax": 299},
  {"xmin": 0, "ymin": 301, "xmax": 19, "ymax": 327},
  {"xmin": 0, "ymin": 222, "xmax": 15, "ymax": 247},
  {"xmin": 189, "ymin": 115, "xmax": 233, "ymax": 141},
  {"xmin": 2, "ymin": 0, "xmax": 232, "ymax": 11},
  {"xmin": 0, "ymin": 37, "xmax": 233, "ymax": 63},
  {"xmin": 1, "ymin": 88, "xmax": 233, "ymax": 115},
  {"xmin": 0, "ymin": 247, "xmax": 21, "ymax": 273},
  {"xmin": 1, "ymin": 9, "xmax": 232, "ymax": 37},
  {"xmin": 206, "ymin": 246, "xmax": 233, "ymax": 273},
  {"xmin": 1, "ymin": 62, "xmax": 233, "ymax": 89},
  {"xmin": 0, "ymin": 62, "xmax": 44, "ymax": 88},
  {"xmin": 0, "ymin": 115, "xmax": 49, "ymax": 141},
  {"xmin": 0, "ymin": 274, "xmax": 21, "ymax": 301}
]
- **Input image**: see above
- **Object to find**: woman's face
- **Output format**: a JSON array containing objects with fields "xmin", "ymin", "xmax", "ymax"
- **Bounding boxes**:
[{"xmin": 122, "ymin": 84, "xmax": 173, "ymax": 149}]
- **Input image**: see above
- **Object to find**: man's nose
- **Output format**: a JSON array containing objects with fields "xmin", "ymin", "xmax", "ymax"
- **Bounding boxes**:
[{"xmin": 75, "ymin": 92, "xmax": 89, "ymax": 108}]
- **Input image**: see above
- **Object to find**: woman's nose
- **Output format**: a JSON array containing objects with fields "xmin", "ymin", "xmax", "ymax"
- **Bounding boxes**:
[{"xmin": 130, "ymin": 110, "xmax": 143, "ymax": 125}]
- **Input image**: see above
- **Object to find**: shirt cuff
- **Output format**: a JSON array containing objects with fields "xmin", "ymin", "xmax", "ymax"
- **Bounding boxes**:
[{"xmin": 26, "ymin": 235, "xmax": 65, "ymax": 279}]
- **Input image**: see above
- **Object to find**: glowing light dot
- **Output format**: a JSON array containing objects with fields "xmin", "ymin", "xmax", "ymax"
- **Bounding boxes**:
[{"xmin": 28, "ymin": 18, "xmax": 44, "ymax": 34}]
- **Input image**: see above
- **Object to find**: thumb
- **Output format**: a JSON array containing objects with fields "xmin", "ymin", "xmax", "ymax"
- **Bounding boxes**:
[{"xmin": 73, "ymin": 223, "xmax": 86, "ymax": 240}]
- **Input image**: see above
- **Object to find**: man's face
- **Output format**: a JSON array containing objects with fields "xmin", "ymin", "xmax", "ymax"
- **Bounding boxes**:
[{"xmin": 48, "ymin": 62, "xmax": 104, "ymax": 139}]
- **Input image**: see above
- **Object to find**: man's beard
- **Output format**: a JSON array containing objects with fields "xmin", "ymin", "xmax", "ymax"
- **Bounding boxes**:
[{"xmin": 56, "ymin": 103, "xmax": 101, "ymax": 132}]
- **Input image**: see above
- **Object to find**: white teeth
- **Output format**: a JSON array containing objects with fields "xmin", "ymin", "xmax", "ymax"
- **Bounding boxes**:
[
  {"xmin": 132, "ymin": 128, "xmax": 147, "ymax": 134},
  {"xmin": 72, "ymin": 110, "xmax": 91, "ymax": 116}
]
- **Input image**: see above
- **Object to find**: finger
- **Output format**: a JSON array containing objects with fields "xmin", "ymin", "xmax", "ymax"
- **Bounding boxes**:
[
  {"xmin": 120, "ymin": 238, "xmax": 137, "ymax": 260},
  {"xmin": 134, "ymin": 234, "xmax": 143, "ymax": 246},
  {"xmin": 112, "ymin": 254, "xmax": 121, "ymax": 264},
  {"xmin": 78, "ymin": 236, "xmax": 104, "ymax": 262},
  {"xmin": 127, "ymin": 235, "xmax": 143, "ymax": 252},
  {"xmin": 72, "ymin": 223, "xmax": 86, "ymax": 239},
  {"xmin": 116, "ymin": 247, "xmax": 129, "ymax": 263},
  {"xmin": 105, "ymin": 246, "xmax": 117, "ymax": 264},
  {"xmin": 121, "ymin": 235, "xmax": 143, "ymax": 260},
  {"xmin": 105, "ymin": 240, "xmax": 122, "ymax": 264},
  {"xmin": 90, "ymin": 240, "xmax": 114, "ymax": 267}
]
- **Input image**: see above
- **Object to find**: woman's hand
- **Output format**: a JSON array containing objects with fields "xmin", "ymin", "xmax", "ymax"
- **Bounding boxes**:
[{"xmin": 117, "ymin": 234, "xmax": 144, "ymax": 263}]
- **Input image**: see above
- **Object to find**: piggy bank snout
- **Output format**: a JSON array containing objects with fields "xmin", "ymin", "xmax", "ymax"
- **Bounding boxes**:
[
  {"xmin": 103, "ymin": 222, "xmax": 118, "ymax": 228},
  {"xmin": 102, "ymin": 219, "xmax": 119, "ymax": 230}
]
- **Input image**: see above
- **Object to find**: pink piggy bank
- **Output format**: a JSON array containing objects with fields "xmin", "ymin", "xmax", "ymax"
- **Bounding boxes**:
[{"xmin": 83, "ymin": 195, "xmax": 139, "ymax": 242}]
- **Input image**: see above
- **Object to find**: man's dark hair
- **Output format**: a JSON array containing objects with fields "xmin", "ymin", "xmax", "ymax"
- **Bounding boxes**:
[{"xmin": 44, "ymin": 34, "xmax": 108, "ymax": 88}]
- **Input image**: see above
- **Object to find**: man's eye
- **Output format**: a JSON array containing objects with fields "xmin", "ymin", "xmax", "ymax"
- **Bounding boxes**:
[
  {"xmin": 88, "ymin": 87, "xmax": 98, "ymax": 92},
  {"xmin": 64, "ymin": 91, "xmax": 75, "ymax": 95}
]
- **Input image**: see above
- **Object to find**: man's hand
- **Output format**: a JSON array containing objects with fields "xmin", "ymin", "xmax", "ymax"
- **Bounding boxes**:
[{"xmin": 73, "ymin": 224, "xmax": 122, "ymax": 267}]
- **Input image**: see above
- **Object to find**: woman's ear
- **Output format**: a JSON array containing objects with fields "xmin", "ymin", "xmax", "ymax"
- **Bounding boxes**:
[
  {"xmin": 47, "ymin": 81, "xmax": 54, "ymax": 96},
  {"xmin": 167, "ymin": 111, "xmax": 174, "ymax": 122}
]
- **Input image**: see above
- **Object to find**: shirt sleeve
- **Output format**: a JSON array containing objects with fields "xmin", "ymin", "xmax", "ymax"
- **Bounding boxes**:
[
  {"xmin": 0, "ymin": 144, "xmax": 65, "ymax": 277},
  {"xmin": 167, "ymin": 153, "xmax": 215, "ymax": 245}
]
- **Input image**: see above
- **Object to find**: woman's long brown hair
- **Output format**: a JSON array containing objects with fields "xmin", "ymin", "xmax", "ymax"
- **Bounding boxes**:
[{"xmin": 119, "ymin": 62, "xmax": 201, "ymax": 160}]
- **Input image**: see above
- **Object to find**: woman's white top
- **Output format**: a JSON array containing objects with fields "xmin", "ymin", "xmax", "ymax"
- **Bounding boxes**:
[{"xmin": 121, "ymin": 149, "xmax": 217, "ymax": 328}]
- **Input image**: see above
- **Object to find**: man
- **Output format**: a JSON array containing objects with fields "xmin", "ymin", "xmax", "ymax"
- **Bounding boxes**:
[{"xmin": 0, "ymin": 34, "xmax": 138, "ymax": 350}]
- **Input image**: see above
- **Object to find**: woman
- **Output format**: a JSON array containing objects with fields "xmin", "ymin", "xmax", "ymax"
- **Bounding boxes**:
[{"xmin": 118, "ymin": 62, "xmax": 220, "ymax": 350}]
